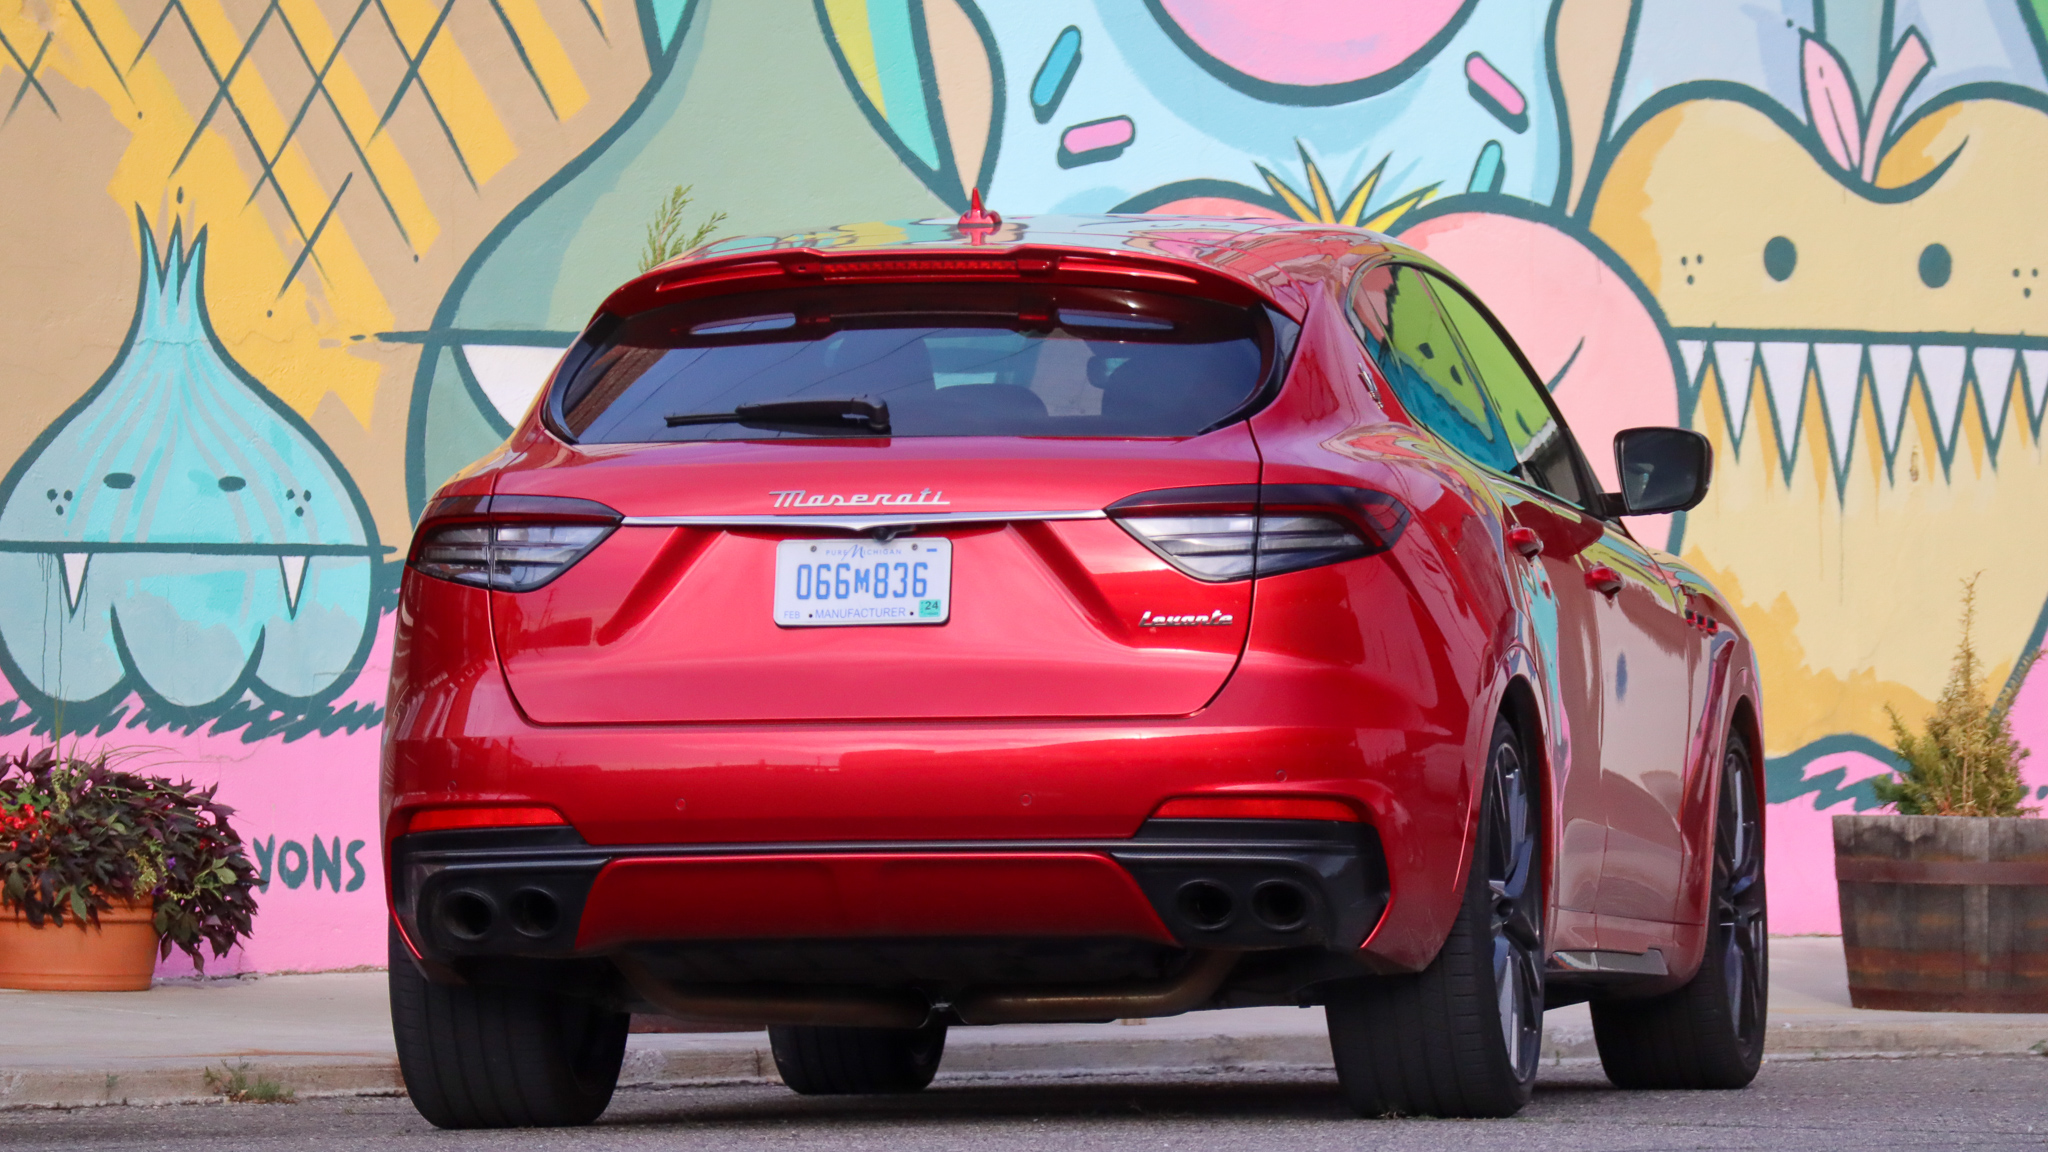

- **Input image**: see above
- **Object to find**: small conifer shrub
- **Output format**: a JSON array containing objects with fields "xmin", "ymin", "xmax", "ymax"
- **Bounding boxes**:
[
  {"xmin": 638, "ymin": 184, "xmax": 727, "ymax": 273},
  {"xmin": 1875, "ymin": 577, "xmax": 2040, "ymax": 817}
]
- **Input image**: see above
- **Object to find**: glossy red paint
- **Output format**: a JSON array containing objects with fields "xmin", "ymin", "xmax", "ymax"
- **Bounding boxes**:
[
  {"xmin": 485, "ymin": 433, "xmax": 1261, "ymax": 724},
  {"xmin": 575, "ymin": 853, "xmax": 1175, "ymax": 951},
  {"xmin": 1152, "ymin": 796, "xmax": 1360, "ymax": 821},
  {"xmin": 383, "ymin": 214, "xmax": 1762, "ymax": 1009}
]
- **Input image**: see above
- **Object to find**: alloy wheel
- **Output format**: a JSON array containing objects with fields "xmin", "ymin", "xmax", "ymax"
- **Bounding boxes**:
[
  {"xmin": 1486, "ymin": 729, "xmax": 1544, "ymax": 1080},
  {"xmin": 1715, "ymin": 741, "xmax": 1767, "ymax": 1049}
]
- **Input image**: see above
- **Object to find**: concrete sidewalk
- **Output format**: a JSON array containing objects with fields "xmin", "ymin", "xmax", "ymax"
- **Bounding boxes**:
[{"xmin": 3, "ymin": 937, "xmax": 2044, "ymax": 1109}]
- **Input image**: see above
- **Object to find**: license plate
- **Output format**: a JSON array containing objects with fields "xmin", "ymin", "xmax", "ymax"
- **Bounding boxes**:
[{"xmin": 774, "ymin": 537, "xmax": 952, "ymax": 627}]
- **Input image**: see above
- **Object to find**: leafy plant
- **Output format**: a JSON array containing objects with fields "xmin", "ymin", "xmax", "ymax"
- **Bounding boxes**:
[
  {"xmin": 0, "ymin": 746, "xmax": 260, "ymax": 966},
  {"xmin": 1875, "ymin": 577, "xmax": 2041, "ymax": 817},
  {"xmin": 205, "ymin": 1060, "xmax": 295, "ymax": 1103},
  {"xmin": 638, "ymin": 183, "xmax": 727, "ymax": 272}
]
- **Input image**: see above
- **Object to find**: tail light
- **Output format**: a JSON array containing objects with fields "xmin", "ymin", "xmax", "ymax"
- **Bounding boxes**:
[
  {"xmin": 409, "ymin": 494, "xmax": 621, "ymax": 592},
  {"xmin": 406, "ymin": 805, "xmax": 568, "ymax": 834},
  {"xmin": 1108, "ymin": 484, "xmax": 1409, "ymax": 583}
]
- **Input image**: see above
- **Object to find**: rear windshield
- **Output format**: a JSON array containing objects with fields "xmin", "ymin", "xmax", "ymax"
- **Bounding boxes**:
[{"xmin": 553, "ymin": 284, "xmax": 1280, "ymax": 441}]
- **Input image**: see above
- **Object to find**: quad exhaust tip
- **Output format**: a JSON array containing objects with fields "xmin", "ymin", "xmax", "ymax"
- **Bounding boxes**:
[
  {"xmin": 509, "ymin": 888, "xmax": 562, "ymax": 937},
  {"xmin": 1175, "ymin": 880, "xmax": 1235, "ymax": 930},
  {"xmin": 1250, "ymin": 880, "xmax": 1310, "ymax": 932},
  {"xmin": 437, "ymin": 886, "xmax": 566, "ymax": 942},
  {"xmin": 1173, "ymin": 877, "xmax": 1312, "ymax": 933},
  {"xmin": 441, "ymin": 890, "xmax": 496, "ymax": 940}
]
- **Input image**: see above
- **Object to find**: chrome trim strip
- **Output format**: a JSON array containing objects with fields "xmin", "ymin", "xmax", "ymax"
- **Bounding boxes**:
[
  {"xmin": 1549, "ymin": 949, "xmax": 1669, "ymax": 977},
  {"xmin": 619, "ymin": 509, "xmax": 1108, "ymax": 532}
]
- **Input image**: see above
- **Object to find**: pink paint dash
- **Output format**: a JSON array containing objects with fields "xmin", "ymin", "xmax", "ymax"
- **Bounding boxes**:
[
  {"xmin": 1464, "ymin": 52, "xmax": 1525, "ymax": 118},
  {"xmin": 1146, "ymin": 197, "xmax": 1289, "ymax": 220},
  {"xmin": 1062, "ymin": 116, "xmax": 1135, "ymax": 156}
]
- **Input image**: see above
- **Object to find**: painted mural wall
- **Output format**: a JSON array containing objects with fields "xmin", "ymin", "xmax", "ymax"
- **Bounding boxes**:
[{"xmin": 1, "ymin": 0, "xmax": 2044, "ymax": 971}]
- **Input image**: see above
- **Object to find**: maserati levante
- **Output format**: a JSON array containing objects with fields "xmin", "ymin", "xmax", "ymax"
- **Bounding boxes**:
[{"xmin": 382, "ymin": 209, "xmax": 1765, "ymax": 1125}]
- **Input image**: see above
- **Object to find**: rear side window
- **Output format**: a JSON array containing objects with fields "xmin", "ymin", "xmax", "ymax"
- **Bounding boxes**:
[
  {"xmin": 554, "ymin": 284, "xmax": 1279, "ymax": 441},
  {"xmin": 1423, "ymin": 273, "xmax": 1591, "ymax": 507},
  {"xmin": 1350, "ymin": 265, "xmax": 1519, "ymax": 474}
]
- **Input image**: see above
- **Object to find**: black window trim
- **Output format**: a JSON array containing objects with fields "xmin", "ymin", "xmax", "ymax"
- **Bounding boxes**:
[{"xmin": 541, "ymin": 313, "xmax": 617, "ymax": 442}]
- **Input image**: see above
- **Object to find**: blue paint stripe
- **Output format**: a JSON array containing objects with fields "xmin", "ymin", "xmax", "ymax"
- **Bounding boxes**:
[
  {"xmin": 648, "ymin": 0, "xmax": 689, "ymax": 50},
  {"xmin": 1467, "ymin": 140, "xmax": 1504, "ymax": 194},
  {"xmin": 866, "ymin": 0, "xmax": 938, "ymax": 169},
  {"xmin": 1031, "ymin": 26, "xmax": 1079, "ymax": 110}
]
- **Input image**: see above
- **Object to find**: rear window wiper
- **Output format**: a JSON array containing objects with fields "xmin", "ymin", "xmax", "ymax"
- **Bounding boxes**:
[{"xmin": 665, "ymin": 397, "xmax": 891, "ymax": 435}]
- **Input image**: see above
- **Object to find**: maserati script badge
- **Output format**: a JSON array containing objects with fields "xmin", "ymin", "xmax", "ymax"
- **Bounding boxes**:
[{"xmin": 769, "ymin": 488, "xmax": 951, "ymax": 509}]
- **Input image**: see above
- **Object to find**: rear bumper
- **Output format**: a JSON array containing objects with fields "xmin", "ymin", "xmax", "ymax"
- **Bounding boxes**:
[
  {"xmin": 384, "ymin": 559, "xmax": 1496, "ymax": 974},
  {"xmin": 392, "ymin": 819, "xmax": 1387, "ymax": 968}
]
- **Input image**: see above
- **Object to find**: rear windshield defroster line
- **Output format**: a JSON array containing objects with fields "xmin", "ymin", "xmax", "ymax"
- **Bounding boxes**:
[{"xmin": 550, "ymin": 283, "xmax": 1295, "ymax": 442}]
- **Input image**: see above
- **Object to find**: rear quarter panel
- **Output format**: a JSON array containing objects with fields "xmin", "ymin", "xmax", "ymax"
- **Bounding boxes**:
[
  {"xmin": 1244, "ymin": 287, "xmax": 1528, "ymax": 971},
  {"xmin": 1658, "ymin": 552, "xmax": 1765, "ymax": 954}
]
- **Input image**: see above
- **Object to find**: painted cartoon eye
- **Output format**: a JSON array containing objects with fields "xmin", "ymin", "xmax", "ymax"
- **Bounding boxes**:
[
  {"xmin": 218, "ymin": 476, "xmax": 247, "ymax": 492},
  {"xmin": 104, "ymin": 473, "xmax": 134, "ymax": 489},
  {"xmin": 1919, "ymin": 244, "xmax": 1951, "ymax": 288},
  {"xmin": 1763, "ymin": 236, "xmax": 1797, "ymax": 281}
]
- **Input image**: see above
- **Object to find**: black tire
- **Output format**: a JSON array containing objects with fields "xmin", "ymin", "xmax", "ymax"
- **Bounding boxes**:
[
  {"xmin": 1591, "ymin": 730, "xmax": 1767, "ymax": 1089},
  {"xmin": 768, "ymin": 1023, "xmax": 948, "ymax": 1095},
  {"xmin": 1326, "ymin": 715, "xmax": 1544, "ymax": 1118},
  {"xmin": 387, "ymin": 927, "xmax": 629, "ymax": 1128}
]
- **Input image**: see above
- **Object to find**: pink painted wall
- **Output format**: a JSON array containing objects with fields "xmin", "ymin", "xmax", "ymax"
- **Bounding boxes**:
[
  {"xmin": 1767, "ymin": 655, "xmax": 2048, "ymax": 935},
  {"xmin": 2, "ymin": 618, "xmax": 392, "ymax": 978}
]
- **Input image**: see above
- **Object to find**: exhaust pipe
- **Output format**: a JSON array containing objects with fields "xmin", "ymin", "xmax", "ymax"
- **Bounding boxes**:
[
  {"xmin": 616, "ymin": 956, "xmax": 930, "ymax": 1029},
  {"xmin": 952, "ymin": 950, "xmax": 1237, "ymax": 1025},
  {"xmin": 1250, "ymin": 880, "xmax": 1311, "ymax": 932},
  {"xmin": 439, "ymin": 890, "xmax": 496, "ymax": 940}
]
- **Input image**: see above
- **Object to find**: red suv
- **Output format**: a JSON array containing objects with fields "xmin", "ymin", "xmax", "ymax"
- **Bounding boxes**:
[{"xmin": 383, "ymin": 214, "xmax": 1766, "ymax": 1126}]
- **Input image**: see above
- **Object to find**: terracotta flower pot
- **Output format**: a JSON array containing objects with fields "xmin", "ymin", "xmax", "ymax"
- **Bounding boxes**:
[
  {"xmin": 1833, "ymin": 814, "xmax": 2048, "ymax": 1012},
  {"xmin": 0, "ymin": 899, "xmax": 159, "ymax": 991}
]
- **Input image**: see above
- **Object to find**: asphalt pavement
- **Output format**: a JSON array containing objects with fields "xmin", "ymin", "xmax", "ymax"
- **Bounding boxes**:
[
  {"xmin": 3, "ymin": 935, "xmax": 2047, "ymax": 1134},
  {"xmin": 1, "ymin": 1058, "xmax": 2045, "ymax": 1150},
  {"xmin": 6, "ymin": 936, "xmax": 2048, "ymax": 1111}
]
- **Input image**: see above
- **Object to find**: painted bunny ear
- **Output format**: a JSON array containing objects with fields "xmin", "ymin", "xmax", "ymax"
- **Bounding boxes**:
[
  {"xmin": 1802, "ymin": 33, "xmax": 1864, "ymax": 175},
  {"xmin": 1860, "ymin": 29, "xmax": 1933, "ymax": 184}
]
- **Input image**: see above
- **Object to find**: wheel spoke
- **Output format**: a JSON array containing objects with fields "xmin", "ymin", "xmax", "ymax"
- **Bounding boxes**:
[
  {"xmin": 1491, "ymin": 889, "xmax": 1542, "ymax": 950},
  {"xmin": 1493, "ymin": 933, "xmax": 1539, "ymax": 1079}
]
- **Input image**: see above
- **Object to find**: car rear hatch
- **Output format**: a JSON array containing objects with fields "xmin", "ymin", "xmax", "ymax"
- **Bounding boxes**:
[{"xmin": 462, "ymin": 252, "xmax": 1293, "ymax": 724}]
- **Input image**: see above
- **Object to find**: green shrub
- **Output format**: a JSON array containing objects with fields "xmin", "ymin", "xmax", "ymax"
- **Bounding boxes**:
[
  {"xmin": 0, "ymin": 746, "xmax": 260, "ymax": 966},
  {"xmin": 1875, "ymin": 578, "xmax": 2040, "ymax": 817},
  {"xmin": 638, "ymin": 184, "xmax": 726, "ymax": 272}
]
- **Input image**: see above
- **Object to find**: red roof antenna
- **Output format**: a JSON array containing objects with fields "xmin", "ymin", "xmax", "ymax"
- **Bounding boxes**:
[{"xmin": 957, "ymin": 188, "xmax": 1001, "ymax": 244}]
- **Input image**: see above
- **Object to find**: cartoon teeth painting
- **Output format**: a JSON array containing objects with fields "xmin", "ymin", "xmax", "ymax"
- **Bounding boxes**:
[
  {"xmin": 0, "ymin": 215, "xmax": 382, "ymax": 717},
  {"xmin": 1584, "ymin": 1, "xmax": 2048, "ymax": 774}
]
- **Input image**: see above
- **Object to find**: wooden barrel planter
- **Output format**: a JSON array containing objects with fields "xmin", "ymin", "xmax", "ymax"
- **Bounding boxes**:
[{"xmin": 1834, "ymin": 814, "xmax": 2048, "ymax": 1012}]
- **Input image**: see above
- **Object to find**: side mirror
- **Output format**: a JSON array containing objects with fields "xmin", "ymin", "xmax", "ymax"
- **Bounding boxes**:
[{"xmin": 1611, "ymin": 427, "xmax": 1712, "ymax": 515}]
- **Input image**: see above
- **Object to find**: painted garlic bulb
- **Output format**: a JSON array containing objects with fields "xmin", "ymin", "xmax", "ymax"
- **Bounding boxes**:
[{"xmin": 0, "ymin": 216, "xmax": 381, "ymax": 711}]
